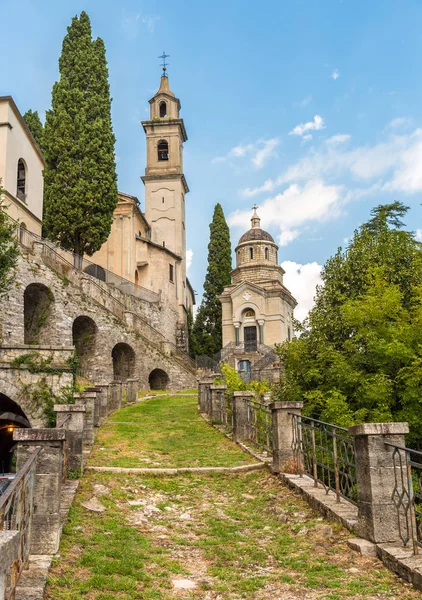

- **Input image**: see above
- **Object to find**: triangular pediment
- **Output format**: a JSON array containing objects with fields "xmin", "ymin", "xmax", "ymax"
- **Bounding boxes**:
[{"xmin": 229, "ymin": 281, "xmax": 266, "ymax": 300}]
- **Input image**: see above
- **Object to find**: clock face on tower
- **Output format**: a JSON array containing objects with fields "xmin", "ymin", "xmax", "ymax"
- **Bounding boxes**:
[{"xmin": 242, "ymin": 291, "xmax": 252, "ymax": 301}]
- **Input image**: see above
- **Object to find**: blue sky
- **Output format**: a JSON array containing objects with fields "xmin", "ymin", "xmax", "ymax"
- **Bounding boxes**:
[{"xmin": 3, "ymin": 0, "xmax": 422, "ymax": 318}]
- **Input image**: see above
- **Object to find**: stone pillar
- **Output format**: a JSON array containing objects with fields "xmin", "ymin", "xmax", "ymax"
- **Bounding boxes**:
[
  {"xmin": 73, "ymin": 392, "xmax": 96, "ymax": 445},
  {"xmin": 108, "ymin": 381, "xmax": 122, "ymax": 413},
  {"xmin": 198, "ymin": 377, "xmax": 215, "ymax": 413},
  {"xmin": 14, "ymin": 428, "xmax": 66, "ymax": 554},
  {"xmin": 126, "ymin": 379, "xmax": 139, "ymax": 404},
  {"xmin": 232, "ymin": 391, "xmax": 255, "ymax": 443},
  {"xmin": 258, "ymin": 320, "xmax": 265, "ymax": 345},
  {"xmin": 94, "ymin": 384, "xmax": 109, "ymax": 422},
  {"xmin": 54, "ymin": 404, "xmax": 86, "ymax": 473},
  {"xmin": 84, "ymin": 387, "xmax": 102, "ymax": 426},
  {"xmin": 270, "ymin": 401, "xmax": 303, "ymax": 474},
  {"xmin": 234, "ymin": 323, "xmax": 240, "ymax": 346},
  {"xmin": 349, "ymin": 422, "xmax": 409, "ymax": 544},
  {"xmin": 210, "ymin": 385, "xmax": 227, "ymax": 424},
  {"xmin": 0, "ymin": 531, "xmax": 21, "ymax": 599}
]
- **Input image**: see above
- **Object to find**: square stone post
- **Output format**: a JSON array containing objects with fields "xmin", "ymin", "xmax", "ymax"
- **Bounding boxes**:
[
  {"xmin": 270, "ymin": 401, "xmax": 303, "ymax": 474},
  {"xmin": 14, "ymin": 428, "xmax": 66, "ymax": 554},
  {"xmin": 54, "ymin": 404, "xmax": 86, "ymax": 473},
  {"xmin": 73, "ymin": 392, "xmax": 96, "ymax": 445},
  {"xmin": 232, "ymin": 391, "xmax": 255, "ymax": 443},
  {"xmin": 198, "ymin": 377, "xmax": 215, "ymax": 413},
  {"xmin": 348, "ymin": 422, "xmax": 409, "ymax": 544},
  {"xmin": 209, "ymin": 385, "xmax": 227, "ymax": 425},
  {"xmin": 84, "ymin": 387, "xmax": 102, "ymax": 426},
  {"xmin": 108, "ymin": 381, "xmax": 122, "ymax": 414},
  {"xmin": 94, "ymin": 384, "xmax": 109, "ymax": 422},
  {"xmin": 0, "ymin": 531, "xmax": 21, "ymax": 599},
  {"xmin": 126, "ymin": 379, "xmax": 139, "ymax": 404}
]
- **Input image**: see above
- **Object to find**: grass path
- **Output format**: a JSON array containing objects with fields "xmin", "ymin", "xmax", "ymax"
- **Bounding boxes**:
[{"xmin": 45, "ymin": 393, "xmax": 421, "ymax": 599}]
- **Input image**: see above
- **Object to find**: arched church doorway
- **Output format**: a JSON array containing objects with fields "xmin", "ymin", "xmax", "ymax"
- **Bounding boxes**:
[
  {"xmin": 112, "ymin": 343, "xmax": 136, "ymax": 381},
  {"xmin": 0, "ymin": 394, "xmax": 31, "ymax": 476},
  {"xmin": 24, "ymin": 283, "xmax": 54, "ymax": 344},
  {"xmin": 72, "ymin": 316, "xmax": 98, "ymax": 373},
  {"xmin": 148, "ymin": 369, "xmax": 169, "ymax": 390}
]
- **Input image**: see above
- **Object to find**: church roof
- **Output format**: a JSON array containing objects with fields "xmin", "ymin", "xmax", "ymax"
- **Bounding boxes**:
[{"xmin": 238, "ymin": 228, "xmax": 275, "ymax": 244}]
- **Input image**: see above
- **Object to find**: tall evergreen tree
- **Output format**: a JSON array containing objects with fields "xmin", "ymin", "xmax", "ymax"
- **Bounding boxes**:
[
  {"xmin": 43, "ymin": 12, "xmax": 118, "ymax": 259},
  {"xmin": 192, "ymin": 204, "xmax": 232, "ymax": 356},
  {"xmin": 23, "ymin": 110, "xmax": 44, "ymax": 152}
]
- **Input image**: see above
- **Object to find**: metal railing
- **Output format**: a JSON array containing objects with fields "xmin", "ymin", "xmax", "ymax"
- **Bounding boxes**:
[
  {"xmin": 385, "ymin": 442, "xmax": 422, "ymax": 555},
  {"xmin": 246, "ymin": 399, "xmax": 273, "ymax": 454},
  {"xmin": 0, "ymin": 446, "xmax": 41, "ymax": 599},
  {"xmin": 290, "ymin": 414, "xmax": 357, "ymax": 504}
]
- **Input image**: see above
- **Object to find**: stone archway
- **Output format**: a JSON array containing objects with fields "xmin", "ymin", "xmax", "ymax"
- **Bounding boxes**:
[
  {"xmin": 148, "ymin": 368, "xmax": 169, "ymax": 390},
  {"xmin": 24, "ymin": 283, "xmax": 54, "ymax": 344},
  {"xmin": 0, "ymin": 393, "xmax": 31, "ymax": 473},
  {"xmin": 72, "ymin": 316, "xmax": 98, "ymax": 373},
  {"xmin": 112, "ymin": 343, "xmax": 136, "ymax": 381}
]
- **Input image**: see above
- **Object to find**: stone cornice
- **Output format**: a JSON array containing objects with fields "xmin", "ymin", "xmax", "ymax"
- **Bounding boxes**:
[
  {"xmin": 141, "ymin": 173, "xmax": 189, "ymax": 194},
  {"xmin": 141, "ymin": 117, "xmax": 188, "ymax": 143},
  {"xmin": 136, "ymin": 235, "xmax": 182, "ymax": 261}
]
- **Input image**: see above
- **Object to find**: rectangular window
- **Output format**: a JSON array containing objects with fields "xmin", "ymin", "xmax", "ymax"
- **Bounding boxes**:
[
  {"xmin": 169, "ymin": 264, "xmax": 174, "ymax": 282},
  {"xmin": 287, "ymin": 326, "xmax": 291, "ymax": 341}
]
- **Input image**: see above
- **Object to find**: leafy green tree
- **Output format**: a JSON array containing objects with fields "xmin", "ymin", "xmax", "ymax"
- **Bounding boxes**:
[
  {"xmin": 23, "ymin": 110, "xmax": 44, "ymax": 152},
  {"xmin": 275, "ymin": 202, "xmax": 422, "ymax": 444},
  {"xmin": 43, "ymin": 11, "xmax": 118, "ymax": 260},
  {"xmin": 0, "ymin": 185, "xmax": 19, "ymax": 297},
  {"xmin": 192, "ymin": 204, "xmax": 232, "ymax": 356}
]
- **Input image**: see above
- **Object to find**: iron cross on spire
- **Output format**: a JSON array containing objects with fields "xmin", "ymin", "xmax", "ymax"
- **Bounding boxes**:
[
  {"xmin": 252, "ymin": 204, "xmax": 259, "ymax": 213},
  {"xmin": 159, "ymin": 52, "xmax": 170, "ymax": 76}
]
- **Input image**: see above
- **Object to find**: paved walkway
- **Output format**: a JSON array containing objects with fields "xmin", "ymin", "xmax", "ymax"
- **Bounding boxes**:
[{"xmin": 45, "ymin": 392, "xmax": 421, "ymax": 599}]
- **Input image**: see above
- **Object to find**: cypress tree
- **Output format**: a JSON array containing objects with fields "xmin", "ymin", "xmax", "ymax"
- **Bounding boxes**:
[
  {"xmin": 192, "ymin": 203, "xmax": 232, "ymax": 356},
  {"xmin": 43, "ymin": 11, "xmax": 118, "ymax": 260},
  {"xmin": 23, "ymin": 110, "xmax": 44, "ymax": 152}
]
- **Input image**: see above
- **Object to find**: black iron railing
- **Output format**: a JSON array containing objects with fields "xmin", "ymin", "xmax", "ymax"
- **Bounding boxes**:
[
  {"xmin": 385, "ymin": 442, "xmax": 422, "ymax": 555},
  {"xmin": 246, "ymin": 399, "xmax": 273, "ymax": 454},
  {"xmin": 290, "ymin": 414, "xmax": 357, "ymax": 504}
]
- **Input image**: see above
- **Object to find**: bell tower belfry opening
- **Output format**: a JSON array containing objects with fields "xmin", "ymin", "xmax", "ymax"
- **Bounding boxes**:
[{"xmin": 141, "ymin": 57, "xmax": 190, "ymax": 329}]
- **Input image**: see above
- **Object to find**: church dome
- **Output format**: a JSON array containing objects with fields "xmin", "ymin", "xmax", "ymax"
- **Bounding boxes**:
[{"xmin": 238, "ymin": 228, "xmax": 274, "ymax": 244}]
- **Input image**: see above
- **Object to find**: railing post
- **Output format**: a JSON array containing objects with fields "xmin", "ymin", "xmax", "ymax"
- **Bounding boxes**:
[
  {"xmin": 232, "ymin": 391, "xmax": 255, "ymax": 443},
  {"xmin": 126, "ymin": 378, "xmax": 139, "ymax": 404},
  {"xmin": 209, "ymin": 385, "xmax": 227, "ymax": 425},
  {"xmin": 270, "ymin": 401, "xmax": 303, "ymax": 474},
  {"xmin": 93, "ymin": 384, "xmax": 109, "ymax": 423},
  {"xmin": 84, "ymin": 387, "xmax": 102, "ymax": 426},
  {"xmin": 348, "ymin": 422, "xmax": 409, "ymax": 544},
  {"xmin": 73, "ymin": 391, "xmax": 97, "ymax": 445},
  {"xmin": 108, "ymin": 381, "xmax": 122, "ymax": 414},
  {"xmin": 54, "ymin": 404, "xmax": 86, "ymax": 473},
  {"xmin": 0, "ymin": 531, "xmax": 21, "ymax": 599},
  {"xmin": 13, "ymin": 429, "xmax": 66, "ymax": 554},
  {"xmin": 198, "ymin": 377, "xmax": 215, "ymax": 413}
]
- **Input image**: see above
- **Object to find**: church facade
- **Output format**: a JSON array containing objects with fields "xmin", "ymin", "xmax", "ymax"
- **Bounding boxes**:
[
  {"xmin": 219, "ymin": 208, "xmax": 297, "ymax": 379},
  {"xmin": 91, "ymin": 74, "xmax": 195, "ymax": 350}
]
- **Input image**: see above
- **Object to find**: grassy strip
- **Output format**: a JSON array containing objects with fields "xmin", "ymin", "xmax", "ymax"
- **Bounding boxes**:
[
  {"xmin": 46, "ymin": 470, "xmax": 420, "ymax": 600},
  {"xmin": 89, "ymin": 394, "xmax": 256, "ymax": 468}
]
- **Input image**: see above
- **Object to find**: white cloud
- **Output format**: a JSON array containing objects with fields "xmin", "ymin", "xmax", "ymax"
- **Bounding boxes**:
[
  {"xmin": 241, "ymin": 179, "xmax": 276, "ymax": 198},
  {"xmin": 415, "ymin": 230, "xmax": 422, "ymax": 242},
  {"xmin": 281, "ymin": 261, "xmax": 323, "ymax": 321},
  {"xmin": 120, "ymin": 13, "xmax": 160, "ymax": 39},
  {"xmin": 212, "ymin": 138, "xmax": 279, "ymax": 169},
  {"xmin": 299, "ymin": 96, "xmax": 312, "ymax": 108},
  {"xmin": 331, "ymin": 69, "xmax": 340, "ymax": 80},
  {"xmin": 229, "ymin": 180, "xmax": 343, "ymax": 246},
  {"xmin": 325, "ymin": 134, "xmax": 351, "ymax": 145},
  {"xmin": 290, "ymin": 115, "xmax": 325, "ymax": 137},
  {"xmin": 389, "ymin": 117, "xmax": 412, "ymax": 129},
  {"xmin": 252, "ymin": 138, "xmax": 280, "ymax": 168},
  {"xmin": 302, "ymin": 134, "xmax": 313, "ymax": 142},
  {"xmin": 186, "ymin": 249, "xmax": 193, "ymax": 272}
]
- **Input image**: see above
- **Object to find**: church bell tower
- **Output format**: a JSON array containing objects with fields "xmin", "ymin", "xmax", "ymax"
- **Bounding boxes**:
[{"xmin": 141, "ymin": 60, "xmax": 189, "ymax": 332}]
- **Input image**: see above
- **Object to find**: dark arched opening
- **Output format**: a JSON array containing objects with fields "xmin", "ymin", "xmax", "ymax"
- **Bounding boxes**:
[
  {"xmin": 24, "ymin": 283, "xmax": 54, "ymax": 344},
  {"xmin": 158, "ymin": 139, "xmax": 169, "ymax": 161},
  {"xmin": 0, "ymin": 394, "xmax": 30, "ymax": 475},
  {"xmin": 72, "ymin": 316, "xmax": 98, "ymax": 371},
  {"xmin": 83, "ymin": 263, "xmax": 106, "ymax": 282},
  {"xmin": 148, "ymin": 368, "xmax": 169, "ymax": 390},
  {"xmin": 112, "ymin": 343, "xmax": 136, "ymax": 381},
  {"xmin": 159, "ymin": 101, "xmax": 167, "ymax": 118},
  {"xmin": 16, "ymin": 158, "xmax": 26, "ymax": 202}
]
